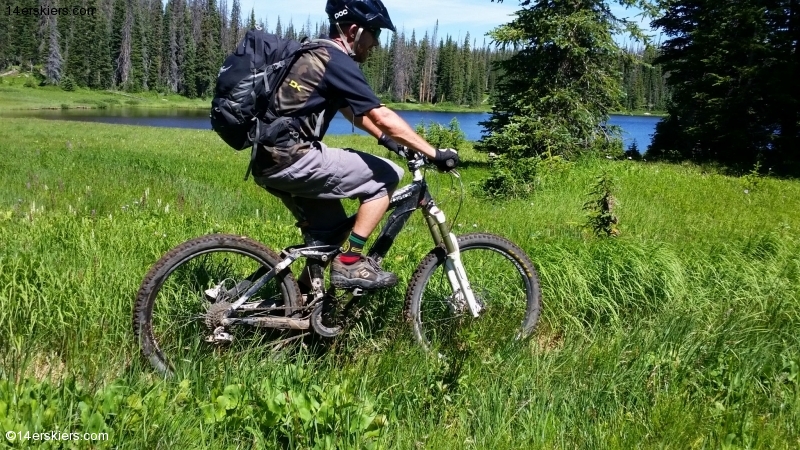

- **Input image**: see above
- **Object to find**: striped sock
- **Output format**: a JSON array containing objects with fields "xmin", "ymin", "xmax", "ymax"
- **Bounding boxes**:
[{"xmin": 339, "ymin": 231, "xmax": 367, "ymax": 265}]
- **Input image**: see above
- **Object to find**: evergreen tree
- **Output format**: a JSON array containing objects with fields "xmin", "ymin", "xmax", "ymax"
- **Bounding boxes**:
[
  {"xmin": 196, "ymin": 0, "xmax": 221, "ymax": 97},
  {"xmin": 285, "ymin": 19, "xmax": 296, "ymax": 40},
  {"xmin": 479, "ymin": 0, "xmax": 650, "ymax": 161},
  {"xmin": 648, "ymin": 0, "xmax": 800, "ymax": 171},
  {"xmin": 66, "ymin": 0, "xmax": 100, "ymax": 86},
  {"xmin": 0, "ymin": 0, "xmax": 11, "ymax": 69},
  {"xmin": 180, "ymin": 5, "xmax": 197, "ymax": 97},
  {"xmin": 147, "ymin": 0, "xmax": 164, "ymax": 91},
  {"xmin": 128, "ymin": 0, "xmax": 146, "ymax": 92},
  {"xmin": 461, "ymin": 33, "xmax": 473, "ymax": 105},
  {"xmin": 167, "ymin": 0, "xmax": 184, "ymax": 92},
  {"xmin": 229, "ymin": 0, "xmax": 241, "ymax": 48},
  {"xmin": 413, "ymin": 32, "xmax": 430, "ymax": 103},
  {"xmin": 424, "ymin": 22, "xmax": 439, "ymax": 103},
  {"xmin": 111, "ymin": 0, "xmax": 134, "ymax": 88},
  {"xmin": 45, "ymin": 15, "xmax": 63, "ymax": 85},
  {"xmin": 89, "ymin": 0, "xmax": 114, "ymax": 89},
  {"xmin": 14, "ymin": 2, "xmax": 39, "ymax": 70},
  {"xmin": 247, "ymin": 7, "xmax": 255, "ymax": 29},
  {"xmin": 389, "ymin": 31, "xmax": 407, "ymax": 102},
  {"xmin": 219, "ymin": 0, "xmax": 228, "ymax": 51}
]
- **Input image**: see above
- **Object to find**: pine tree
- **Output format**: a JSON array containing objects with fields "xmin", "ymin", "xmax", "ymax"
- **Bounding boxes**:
[
  {"xmin": 14, "ymin": 2, "xmax": 39, "ymax": 70},
  {"xmin": 45, "ymin": 15, "xmax": 63, "ymax": 85},
  {"xmin": 649, "ymin": 0, "xmax": 800, "ymax": 171},
  {"xmin": 67, "ymin": 0, "xmax": 101, "ymax": 86},
  {"xmin": 166, "ymin": 0, "xmax": 183, "ymax": 92},
  {"xmin": 247, "ymin": 7, "xmax": 255, "ymax": 29},
  {"xmin": 229, "ymin": 0, "xmax": 241, "ymax": 48},
  {"xmin": 128, "ymin": 0, "xmax": 146, "ymax": 92},
  {"xmin": 196, "ymin": 0, "xmax": 221, "ymax": 97},
  {"xmin": 479, "ymin": 0, "xmax": 647, "ymax": 162},
  {"xmin": 219, "ymin": 0, "xmax": 228, "ymax": 52},
  {"xmin": 425, "ymin": 22, "xmax": 439, "ymax": 103},
  {"xmin": 0, "ymin": 0, "xmax": 11, "ymax": 69},
  {"xmin": 147, "ymin": 0, "xmax": 164, "ymax": 91},
  {"xmin": 89, "ymin": 0, "xmax": 114, "ymax": 89},
  {"xmin": 390, "ymin": 30, "xmax": 407, "ymax": 102},
  {"xmin": 180, "ymin": 5, "xmax": 197, "ymax": 97},
  {"xmin": 111, "ymin": 0, "xmax": 134, "ymax": 88},
  {"xmin": 414, "ymin": 32, "xmax": 430, "ymax": 103},
  {"xmin": 284, "ymin": 18, "xmax": 295, "ymax": 40}
]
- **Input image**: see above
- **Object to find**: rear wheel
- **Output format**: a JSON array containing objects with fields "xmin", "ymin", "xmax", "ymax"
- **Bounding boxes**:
[
  {"xmin": 405, "ymin": 233, "xmax": 541, "ymax": 359},
  {"xmin": 133, "ymin": 234, "xmax": 302, "ymax": 376}
]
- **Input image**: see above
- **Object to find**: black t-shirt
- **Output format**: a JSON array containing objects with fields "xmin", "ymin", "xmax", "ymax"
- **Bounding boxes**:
[
  {"xmin": 253, "ymin": 41, "xmax": 381, "ymax": 176},
  {"xmin": 273, "ymin": 41, "xmax": 381, "ymax": 141}
]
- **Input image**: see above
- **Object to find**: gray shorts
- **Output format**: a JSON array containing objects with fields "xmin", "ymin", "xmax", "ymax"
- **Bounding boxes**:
[{"xmin": 253, "ymin": 141, "xmax": 404, "ymax": 240}]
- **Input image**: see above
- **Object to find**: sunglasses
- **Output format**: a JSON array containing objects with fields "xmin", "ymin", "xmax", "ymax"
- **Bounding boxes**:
[{"xmin": 368, "ymin": 28, "xmax": 381, "ymax": 40}]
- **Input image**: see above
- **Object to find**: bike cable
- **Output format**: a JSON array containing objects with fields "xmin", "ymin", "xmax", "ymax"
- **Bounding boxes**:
[{"xmin": 445, "ymin": 170, "xmax": 466, "ymax": 235}]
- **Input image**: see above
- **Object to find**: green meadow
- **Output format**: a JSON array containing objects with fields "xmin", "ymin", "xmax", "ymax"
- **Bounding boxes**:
[
  {"xmin": 0, "ymin": 117, "xmax": 799, "ymax": 448},
  {"xmin": 0, "ymin": 74, "xmax": 207, "ymax": 111}
]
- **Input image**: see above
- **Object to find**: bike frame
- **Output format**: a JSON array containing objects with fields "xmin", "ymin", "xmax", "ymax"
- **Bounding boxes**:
[{"xmin": 227, "ymin": 155, "xmax": 482, "ymax": 318}]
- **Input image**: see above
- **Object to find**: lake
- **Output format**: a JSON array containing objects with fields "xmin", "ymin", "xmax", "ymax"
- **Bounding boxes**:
[{"xmin": 3, "ymin": 108, "xmax": 661, "ymax": 150}]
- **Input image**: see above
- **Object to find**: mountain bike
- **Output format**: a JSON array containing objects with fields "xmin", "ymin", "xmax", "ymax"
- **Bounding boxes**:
[{"xmin": 133, "ymin": 149, "xmax": 542, "ymax": 376}]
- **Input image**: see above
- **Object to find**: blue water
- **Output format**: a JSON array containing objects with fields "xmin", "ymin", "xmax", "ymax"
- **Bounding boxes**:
[
  {"xmin": 3, "ymin": 108, "xmax": 660, "ymax": 149},
  {"xmin": 329, "ymin": 111, "xmax": 659, "ymax": 151}
]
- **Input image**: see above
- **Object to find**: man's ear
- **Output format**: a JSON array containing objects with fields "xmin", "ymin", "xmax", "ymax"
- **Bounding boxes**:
[{"xmin": 347, "ymin": 24, "xmax": 360, "ymax": 39}]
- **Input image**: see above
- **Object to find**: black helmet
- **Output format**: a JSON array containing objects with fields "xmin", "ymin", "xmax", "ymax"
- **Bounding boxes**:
[{"xmin": 325, "ymin": 0, "xmax": 396, "ymax": 33}]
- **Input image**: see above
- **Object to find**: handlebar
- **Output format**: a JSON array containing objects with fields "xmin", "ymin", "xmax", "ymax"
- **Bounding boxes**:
[{"xmin": 395, "ymin": 146, "xmax": 429, "ymax": 171}]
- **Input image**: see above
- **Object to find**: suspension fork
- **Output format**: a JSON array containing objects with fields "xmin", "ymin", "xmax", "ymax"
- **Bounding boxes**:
[{"xmin": 422, "ymin": 203, "xmax": 482, "ymax": 317}]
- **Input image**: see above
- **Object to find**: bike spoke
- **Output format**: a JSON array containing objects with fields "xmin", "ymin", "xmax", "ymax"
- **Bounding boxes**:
[
  {"xmin": 411, "ymin": 238, "xmax": 539, "ymax": 360},
  {"xmin": 137, "ymin": 240, "xmax": 301, "ymax": 376}
]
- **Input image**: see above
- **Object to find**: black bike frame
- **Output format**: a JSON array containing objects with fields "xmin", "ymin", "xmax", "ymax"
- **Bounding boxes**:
[
  {"xmin": 227, "ymin": 158, "xmax": 464, "ymax": 314},
  {"xmin": 367, "ymin": 178, "xmax": 437, "ymax": 261}
]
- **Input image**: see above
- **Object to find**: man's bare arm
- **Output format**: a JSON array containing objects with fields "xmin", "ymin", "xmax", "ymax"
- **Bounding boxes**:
[
  {"xmin": 340, "ymin": 106, "xmax": 439, "ymax": 160},
  {"xmin": 339, "ymin": 107, "xmax": 384, "ymax": 138}
]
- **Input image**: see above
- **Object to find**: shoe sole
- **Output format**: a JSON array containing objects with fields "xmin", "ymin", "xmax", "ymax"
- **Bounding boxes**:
[{"xmin": 330, "ymin": 274, "xmax": 398, "ymax": 290}]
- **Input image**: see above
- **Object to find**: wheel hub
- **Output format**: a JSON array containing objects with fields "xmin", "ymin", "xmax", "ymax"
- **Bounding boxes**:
[{"xmin": 205, "ymin": 301, "xmax": 234, "ymax": 344}]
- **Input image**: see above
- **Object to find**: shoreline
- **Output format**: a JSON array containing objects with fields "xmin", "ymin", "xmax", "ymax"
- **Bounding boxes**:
[{"xmin": 1, "ymin": 78, "xmax": 665, "ymax": 117}]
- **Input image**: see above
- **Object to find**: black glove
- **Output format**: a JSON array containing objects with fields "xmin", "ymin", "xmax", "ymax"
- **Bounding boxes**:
[
  {"xmin": 378, "ymin": 133, "xmax": 404, "ymax": 156},
  {"xmin": 432, "ymin": 148, "xmax": 459, "ymax": 172}
]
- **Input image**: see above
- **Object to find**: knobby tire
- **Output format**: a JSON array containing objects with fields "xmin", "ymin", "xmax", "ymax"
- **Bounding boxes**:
[{"xmin": 132, "ymin": 234, "xmax": 302, "ymax": 376}]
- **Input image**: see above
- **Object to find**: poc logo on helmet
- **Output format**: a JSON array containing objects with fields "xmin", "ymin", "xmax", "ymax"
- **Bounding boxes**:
[{"xmin": 334, "ymin": 9, "xmax": 348, "ymax": 19}]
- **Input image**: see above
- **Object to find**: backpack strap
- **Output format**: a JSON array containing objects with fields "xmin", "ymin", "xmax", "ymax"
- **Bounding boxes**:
[
  {"xmin": 244, "ymin": 119, "xmax": 260, "ymax": 181},
  {"xmin": 253, "ymin": 30, "xmax": 265, "ymax": 68},
  {"xmin": 244, "ymin": 39, "xmax": 333, "ymax": 180}
]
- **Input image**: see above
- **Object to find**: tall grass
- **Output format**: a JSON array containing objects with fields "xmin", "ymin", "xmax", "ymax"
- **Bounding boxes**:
[{"xmin": 0, "ymin": 118, "xmax": 798, "ymax": 448}]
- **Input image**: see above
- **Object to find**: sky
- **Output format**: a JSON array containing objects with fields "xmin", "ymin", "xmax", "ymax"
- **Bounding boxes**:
[{"xmin": 253, "ymin": 0, "xmax": 655, "ymax": 44}]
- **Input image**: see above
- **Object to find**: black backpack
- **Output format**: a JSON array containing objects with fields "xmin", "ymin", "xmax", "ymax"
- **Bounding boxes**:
[{"xmin": 210, "ymin": 28, "xmax": 322, "ymax": 179}]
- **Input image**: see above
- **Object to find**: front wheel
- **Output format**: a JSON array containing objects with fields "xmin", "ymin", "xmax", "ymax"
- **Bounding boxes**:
[{"xmin": 405, "ymin": 233, "xmax": 541, "ymax": 358}]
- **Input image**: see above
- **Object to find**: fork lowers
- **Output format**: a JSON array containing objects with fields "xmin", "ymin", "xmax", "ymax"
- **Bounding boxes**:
[{"xmin": 404, "ymin": 233, "xmax": 542, "ymax": 359}]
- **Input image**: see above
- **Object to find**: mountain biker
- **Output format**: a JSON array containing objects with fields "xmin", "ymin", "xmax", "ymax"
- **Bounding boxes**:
[{"xmin": 252, "ymin": 0, "xmax": 459, "ymax": 291}]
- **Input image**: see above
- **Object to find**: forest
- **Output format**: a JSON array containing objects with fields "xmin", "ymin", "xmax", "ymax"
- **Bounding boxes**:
[{"xmin": 0, "ymin": 0, "xmax": 668, "ymax": 112}]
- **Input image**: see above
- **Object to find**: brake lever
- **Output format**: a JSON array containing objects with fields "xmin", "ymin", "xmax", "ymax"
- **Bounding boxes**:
[{"xmin": 408, "ymin": 156, "xmax": 426, "ymax": 171}]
